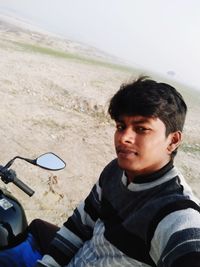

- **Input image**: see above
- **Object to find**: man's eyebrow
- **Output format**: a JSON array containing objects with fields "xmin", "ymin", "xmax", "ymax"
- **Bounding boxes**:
[{"xmin": 115, "ymin": 118, "xmax": 152, "ymax": 124}]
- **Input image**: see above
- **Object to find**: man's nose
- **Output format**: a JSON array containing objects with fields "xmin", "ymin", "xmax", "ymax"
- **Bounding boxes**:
[{"xmin": 120, "ymin": 128, "xmax": 136, "ymax": 144}]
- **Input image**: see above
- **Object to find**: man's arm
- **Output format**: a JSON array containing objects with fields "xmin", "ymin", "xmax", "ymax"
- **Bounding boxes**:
[
  {"xmin": 149, "ymin": 205, "xmax": 200, "ymax": 267},
  {"xmin": 36, "ymin": 179, "xmax": 102, "ymax": 267},
  {"xmin": 171, "ymin": 252, "xmax": 200, "ymax": 267}
]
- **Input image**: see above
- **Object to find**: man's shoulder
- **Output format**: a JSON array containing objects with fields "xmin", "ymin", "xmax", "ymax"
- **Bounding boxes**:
[
  {"xmin": 102, "ymin": 158, "xmax": 121, "ymax": 174},
  {"xmin": 99, "ymin": 158, "xmax": 122, "ymax": 185}
]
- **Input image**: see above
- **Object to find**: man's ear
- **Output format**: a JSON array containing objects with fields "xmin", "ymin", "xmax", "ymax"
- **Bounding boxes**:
[{"xmin": 167, "ymin": 131, "xmax": 183, "ymax": 154}]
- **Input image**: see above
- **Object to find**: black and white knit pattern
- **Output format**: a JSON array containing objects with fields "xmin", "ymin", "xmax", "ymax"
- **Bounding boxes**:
[{"xmin": 37, "ymin": 159, "xmax": 200, "ymax": 267}]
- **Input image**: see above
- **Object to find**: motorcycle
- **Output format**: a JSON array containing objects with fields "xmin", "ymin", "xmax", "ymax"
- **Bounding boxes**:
[{"xmin": 0, "ymin": 152, "xmax": 66, "ymax": 267}]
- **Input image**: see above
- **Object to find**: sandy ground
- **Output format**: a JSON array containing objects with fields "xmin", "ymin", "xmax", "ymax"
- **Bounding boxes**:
[{"xmin": 0, "ymin": 17, "xmax": 199, "ymax": 226}]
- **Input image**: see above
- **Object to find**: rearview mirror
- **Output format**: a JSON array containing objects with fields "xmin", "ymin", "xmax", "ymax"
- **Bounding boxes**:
[{"xmin": 36, "ymin": 152, "xmax": 66, "ymax": 170}]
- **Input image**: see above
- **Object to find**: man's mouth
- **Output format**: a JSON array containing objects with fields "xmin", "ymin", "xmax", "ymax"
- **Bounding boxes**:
[{"xmin": 116, "ymin": 147, "xmax": 138, "ymax": 157}]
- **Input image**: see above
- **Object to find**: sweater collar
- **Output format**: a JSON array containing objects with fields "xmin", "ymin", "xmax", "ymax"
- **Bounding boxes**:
[
  {"xmin": 121, "ymin": 161, "xmax": 177, "ymax": 191},
  {"xmin": 129, "ymin": 161, "xmax": 174, "ymax": 184}
]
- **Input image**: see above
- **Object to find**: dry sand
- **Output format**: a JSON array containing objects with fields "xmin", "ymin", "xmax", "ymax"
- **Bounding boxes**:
[{"xmin": 0, "ymin": 16, "xmax": 199, "ymax": 226}]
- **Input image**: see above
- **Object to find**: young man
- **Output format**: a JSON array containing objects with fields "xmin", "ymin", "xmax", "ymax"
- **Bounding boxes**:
[{"xmin": 36, "ymin": 76, "xmax": 200, "ymax": 267}]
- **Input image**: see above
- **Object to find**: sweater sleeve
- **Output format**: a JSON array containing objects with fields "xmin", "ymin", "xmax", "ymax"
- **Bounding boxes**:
[
  {"xmin": 149, "ymin": 207, "xmax": 200, "ymax": 267},
  {"xmin": 36, "ymin": 179, "xmax": 102, "ymax": 267}
]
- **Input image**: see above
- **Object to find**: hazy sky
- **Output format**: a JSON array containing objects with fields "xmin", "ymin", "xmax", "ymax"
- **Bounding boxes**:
[{"xmin": 0, "ymin": 0, "xmax": 200, "ymax": 89}]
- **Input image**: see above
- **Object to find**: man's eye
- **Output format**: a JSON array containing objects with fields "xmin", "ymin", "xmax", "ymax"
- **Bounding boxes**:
[
  {"xmin": 116, "ymin": 125, "xmax": 124, "ymax": 131},
  {"xmin": 136, "ymin": 127, "xmax": 150, "ymax": 133}
]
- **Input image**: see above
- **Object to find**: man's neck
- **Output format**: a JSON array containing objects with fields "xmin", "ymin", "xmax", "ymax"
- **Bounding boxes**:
[{"xmin": 126, "ymin": 161, "xmax": 174, "ymax": 184}]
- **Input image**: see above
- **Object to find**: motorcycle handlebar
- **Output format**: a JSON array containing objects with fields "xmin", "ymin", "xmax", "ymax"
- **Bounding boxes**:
[{"xmin": 13, "ymin": 177, "xmax": 35, "ymax": 197}]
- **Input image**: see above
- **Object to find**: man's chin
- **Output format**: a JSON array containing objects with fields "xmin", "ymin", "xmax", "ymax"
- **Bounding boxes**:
[{"xmin": 117, "ymin": 158, "xmax": 137, "ymax": 171}]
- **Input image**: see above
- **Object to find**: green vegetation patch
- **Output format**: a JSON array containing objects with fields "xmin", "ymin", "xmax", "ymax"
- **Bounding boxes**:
[
  {"xmin": 10, "ymin": 40, "xmax": 134, "ymax": 72},
  {"xmin": 180, "ymin": 143, "xmax": 200, "ymax": 154},
  {"xmin": 32, "ymin": 118, "xmax": 67, "ymax": 130}
]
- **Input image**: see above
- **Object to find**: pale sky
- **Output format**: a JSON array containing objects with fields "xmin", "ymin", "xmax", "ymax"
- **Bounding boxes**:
[{"xmin": 0, "ymin": 0, "xmax": 200, "ymax": 89}]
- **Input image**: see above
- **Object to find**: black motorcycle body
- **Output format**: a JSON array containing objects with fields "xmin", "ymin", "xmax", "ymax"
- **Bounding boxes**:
[{"xmin": 0, "ymin": 152, "xmax": 66, "ymax": 266}]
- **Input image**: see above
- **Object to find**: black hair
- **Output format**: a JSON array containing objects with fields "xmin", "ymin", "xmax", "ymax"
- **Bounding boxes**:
[{"xmin": 108, "ymin": 76, "xmax": 187, "ymax": 156}]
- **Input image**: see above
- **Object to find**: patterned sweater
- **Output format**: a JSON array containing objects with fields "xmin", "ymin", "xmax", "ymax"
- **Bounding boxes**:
[{"xmin": 36, "ymin": 159, "xmax": 200, "ymax": 267}]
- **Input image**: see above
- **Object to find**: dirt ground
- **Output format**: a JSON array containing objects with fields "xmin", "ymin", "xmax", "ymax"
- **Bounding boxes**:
[{"xmin": 0, "ymin": 16, "xmax": 199, "ymax": 226}]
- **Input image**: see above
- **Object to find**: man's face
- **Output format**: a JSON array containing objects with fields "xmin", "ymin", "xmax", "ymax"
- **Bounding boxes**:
[{"xmin": 114, "ymin": 115, "xmax": 175, "ymax": 181}]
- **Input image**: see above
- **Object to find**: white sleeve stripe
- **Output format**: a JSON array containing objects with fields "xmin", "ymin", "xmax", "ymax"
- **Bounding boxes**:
[
  {"xmin": 178, "ymin": 172, "xmax": 200, "ymax": 204},
  {"xmin": 37, "ymin": 254, "xmax": 61, "ymax": 267},
  {"xmin": 150, "ymin": 208, "xmax": 200, "ymax": 263},
  {"xmin": 77, "ymin": 201, "xmax": 95, "ymax": 227},
  {"xmin": 161, "ymin": 238, "xmax": 200, "ymax": 263},
  {"xmin": 96, "ymin": 181, "xmax": 102, "ymax": 200},
  {"xmin": 58, "ymin": 226, "xmax": 83, "ymax": 248}
]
